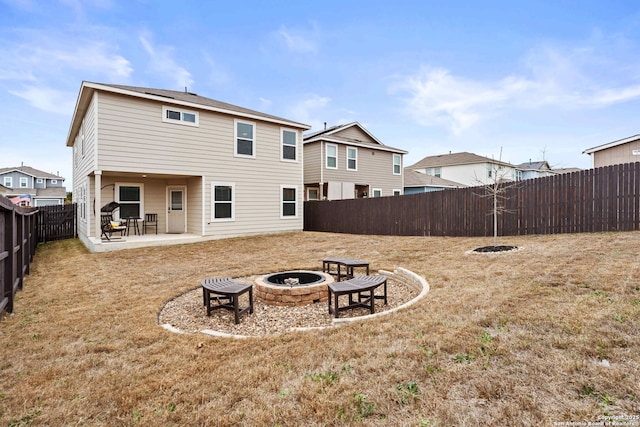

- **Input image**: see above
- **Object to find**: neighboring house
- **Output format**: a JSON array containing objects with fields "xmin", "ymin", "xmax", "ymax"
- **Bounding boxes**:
[
  {"xmin": 303, "ymin": 122, "xmax": 407, "ymax": 200},
  {"xmin": 66, "ymin": 81, "xmax": 310, "ymax": 251},
  {"xmin": 406, "ymin": 152, "xmax": 517, "ymax": 187},
  {"xmin": 516, "ymin": 160, "xmax": 557, "ymax": 180},
  {"xmin": 583, "ymin": 134, "xmax": 640, "ymax": 168},
  {"xmin": 0, "ymin": 165, "xmax": 66, "ymax": 206},
  {"xmin": 553, "ymin": 167, "xmax": 583, "ymax": 175},
  {"xmin": 403, "ymin": 169, "xmax": 466, "ymax": 194}
]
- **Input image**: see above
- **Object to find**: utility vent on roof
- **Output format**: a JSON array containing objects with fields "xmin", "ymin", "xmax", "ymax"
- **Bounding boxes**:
[{"xmin": 145, "ymin": 91, "xmax": 175, "ymax": 99}]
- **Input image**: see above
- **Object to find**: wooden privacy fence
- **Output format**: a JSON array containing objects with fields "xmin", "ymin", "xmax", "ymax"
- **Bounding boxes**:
[
  {"xmin": 37, "ymin": 203, "xmax": 77, "ymax": 243},
  {"xmin": 304, "ymin": 163, "xmax": 640, "ymax": 237},
  {"xmin": 0, "ymin": 196, "xmax": 38, "ymax": 317}
]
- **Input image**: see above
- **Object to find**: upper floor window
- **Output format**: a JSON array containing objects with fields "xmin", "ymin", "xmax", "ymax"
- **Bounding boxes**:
[
  {"xmin": 487, "ymin": 165, "xmax": 494, "ymax": 179},
  {"xmin": 212, "ymin": 183, "xmax": 235, "ymax": 221},
  {"xmin": 326, "ymin": 144, "xmax": 337, "ymax": 169},
  {"xmin": 372, "ymin": 188, "xmax": 382, "ymax": 198},
  {"xmin": 281, "ymin": 129, "xmax": 297, "ymax": 161},
  {"xmin": 235, "ymin": 120, "xmax": 255, "ymax": 158},
  {"xmin": 51, "ymin": 180, "xmax": 57, "ymax": 185},
  {"xmin": 393, "ymin": 154, "xmax": 402, "ymax": 175},
  {"xmin": 347, "ymin": 147, "xmax": 357, "ymax": 171},
  {"xmin": 3, "ymin": 177, "xmax": 12, "ymax": 187},
  {"xmin": 36, "ymin": 178, "xmax": 43, "ymax": 184},
  {"xmin": 426, "ymin": 167, "xmax": 441, "ymax": 178},
  {"xmin": 162, "ymin": 106, "xmax": 199, "ymax": 127},
  {"xmin": 19, "ymin": 177, "xmax": 28, "ymax": 188},
  {"xmin": 281, "ymin": 186, "xmax": 298, "ymax": 218}
]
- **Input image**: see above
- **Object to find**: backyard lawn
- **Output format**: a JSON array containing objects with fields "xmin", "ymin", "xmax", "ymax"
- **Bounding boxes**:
[{"xmin": 1, "ymin": 231, "xmax": 639, "ymax": 426}]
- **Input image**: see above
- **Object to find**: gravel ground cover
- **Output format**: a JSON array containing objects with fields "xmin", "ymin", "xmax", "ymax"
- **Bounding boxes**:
[{"xmin": 159, "ymin": 274, "xmax": 420, "ymax": 336}]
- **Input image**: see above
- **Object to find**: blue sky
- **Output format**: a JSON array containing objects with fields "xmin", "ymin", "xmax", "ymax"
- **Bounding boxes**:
[{"xmin": 2, "ymin": 0, "xmax": 640, "ymax": 188}]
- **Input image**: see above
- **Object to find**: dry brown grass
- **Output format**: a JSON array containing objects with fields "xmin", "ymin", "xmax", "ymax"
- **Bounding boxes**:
[{"xmin": 1, "ymin": 231, "xmax": 639, "ymax": 426}]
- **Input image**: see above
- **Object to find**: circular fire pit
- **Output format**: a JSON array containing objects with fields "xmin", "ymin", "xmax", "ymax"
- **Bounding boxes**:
[{"xmin": 255, "ymin": 270, "xmax": 334, "ymax": 307}]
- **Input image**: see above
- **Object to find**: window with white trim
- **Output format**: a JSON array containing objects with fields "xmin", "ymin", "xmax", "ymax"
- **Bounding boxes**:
[
  {"xmin": 3, "ymin": 177, "xmax": 12, "ymax": 187},
  {"xmin": 281, "ymin": 186, "xmax": 298, "ymax": 218},
  {"xmin": 426, "ymin": 167, "xmax": 441, "ymax": 178},
  {"xmin": 212, "ymin": 183, "xmax": 235, "ymax": 221},
  {"xmin": 347, "ymin": 147, "xmax": 357, "ymax": 171},
  {"xmin": 235, "ymin": 120, "xmax": 255, "ymax": 158},
  {"xmin": 372, "ymin": 188, "xmax": 382, "ymax": 197},
  {"xmin": 36, "ymin": 178, "xmax": 43, "ymax": 184},
  {"xmin": 307, "ymin": 188, "xmax": 319, "ymax": 200},
  {"xmin": 19, "ymin": 177, "xmax": 28, "ymax": 188},
  {"xmin": 326, "ymin": 144, "xmax": 337, "ymax": 169},
  {"xmin": 162, "ymin": 106, "xmax": 199, "ymax": 127},
  {"xmin": 116, "ymin": 183, "xmax": 143, "ymax": 219},
  {"xmin": 393, "ymin": 154, "xmax": 402, "ymax": 175},
  {"xmin": 393, "ymin": 189, "xmax": 401, "ymax": 196},
  {"xmin": 51, "ymin": 180, "xmax": 58, "ymax": 185},
  {"xmin": 281, "ymin": 128, "xmax": 297, "ymax": 161}
]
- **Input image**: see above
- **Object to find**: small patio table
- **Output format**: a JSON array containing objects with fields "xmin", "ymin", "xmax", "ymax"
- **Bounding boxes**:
[{"xmin": 322, "ymin": 257, "xmax": 370, "ymax": 281}]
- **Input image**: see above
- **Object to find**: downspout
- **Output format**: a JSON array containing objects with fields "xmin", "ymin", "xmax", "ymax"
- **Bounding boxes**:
[{"xmin": 320, "ymin": 141, "xmax": 324, "ymax": 199}]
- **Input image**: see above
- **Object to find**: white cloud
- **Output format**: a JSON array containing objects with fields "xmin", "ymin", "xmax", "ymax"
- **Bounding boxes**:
[
  {"xmin": 139, "ymin": 31, "xmax": 193, "ymax": 90},
  {"xmin": 273, "ymin": 25, "xmax": 318, "ymax": 53},
  {"xmin": 391, "ymin": 67, "xmax": 528, "ymax": 134},
  {"xmin": 9, "ymin": 85, "xmax": 75, "ymax": 114},
  {"xmin": 392, "ymin": 34, "xmax": 640, "ymax": 134},
  {"xmin": 287, "ymin": 94, "xmax": 331, "ymax": 127}
]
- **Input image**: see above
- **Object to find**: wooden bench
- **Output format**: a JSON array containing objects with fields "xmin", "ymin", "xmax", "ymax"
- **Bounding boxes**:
[
  {"xmin": 201, "ymin": 278, "xmax": 254, "ymax": 324},
  {"xmin": 327, "ymin": 275, "xmax": 388, "ymax": 318},
  {"xmin": 322, "ymin": 257, "xmax": 370, "ymax": 281}
]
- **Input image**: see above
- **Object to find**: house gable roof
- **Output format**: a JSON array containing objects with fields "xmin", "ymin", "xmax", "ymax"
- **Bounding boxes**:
[
  {"xmin": 66, "ymin": 81, "xmax": 311, "ymax": 147},
  {"xmin": 408, "ymin": 151, "xmax": 512, "ymax": 169},
  {"xmin": 516, "ymin": 160, "xmax": 552, "ymax": 171},
  {"xmin": 583, "ymin": 134, "xmax": 640, "ymax": 155},
  {"xmin": 0, "ymin": 166, "xmax": 64, "ymax": 180},
  {"xmin": 303, "ymin": 122, "xmax": 408, "ymax": 154},
  {"xmin": 403, "ymin": 169, "xmax": 466, "ymax": 188}
]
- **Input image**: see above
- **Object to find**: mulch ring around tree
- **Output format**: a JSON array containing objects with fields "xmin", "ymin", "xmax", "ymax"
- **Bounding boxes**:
[{"xmin": 472, "ymin": 245, "xmax": 519, "ymax": 253}]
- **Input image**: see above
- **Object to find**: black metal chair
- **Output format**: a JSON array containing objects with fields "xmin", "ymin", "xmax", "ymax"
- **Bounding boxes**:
[
  {"xmin": 143, "ymin": 213, "xmax": 158, "ymax": 234},
  {"xmin": 100, "ymin": 214, "xmax": 126, "ymax": 240}
]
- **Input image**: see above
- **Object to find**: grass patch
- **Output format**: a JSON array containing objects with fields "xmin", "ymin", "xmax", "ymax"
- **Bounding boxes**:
[{"xmin": 1, "ymin": 231, "xmax": 639, "ymax": 425}]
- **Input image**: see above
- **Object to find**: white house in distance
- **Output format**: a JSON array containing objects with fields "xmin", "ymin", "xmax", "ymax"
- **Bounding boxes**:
[
  {"xmin": 583, "ymin": 134, "xmax": 640, "ymax": 168},
  {"xmin": 66, "ymin": 81, "xmax": 310, "ymax": 252},
  {"xmin": 303, "ymin": 122, "xmax": 407, "ymax": 200},
  {"xmin": 405, "ymin": 152, "xmax": 518, "ymax": 189}
]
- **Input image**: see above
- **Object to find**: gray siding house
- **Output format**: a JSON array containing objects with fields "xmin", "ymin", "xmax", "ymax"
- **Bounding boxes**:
[
  {"xmin": 0, "ymin": 166, "xmax": 66, "ymax": 206},
  {"xmin": 66, "ymin": 81, "xmax": 310, "ymax": 252},
  {"xmin": 303, "ymin": 122, "xmax": 407, "ymax": 200}
]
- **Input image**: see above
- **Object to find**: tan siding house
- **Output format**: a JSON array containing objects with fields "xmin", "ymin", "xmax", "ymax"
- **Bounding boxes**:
[
  {"xmin": 66, "ymin": 82, "xmax": 310, "ymax": 252},
  {"xmin": 303, "ymin": 122, "xmax": 407, "ymax": 200},
  {"xmin": 583, "ymin": 134, "xmax": 640, "ymax": 168}
]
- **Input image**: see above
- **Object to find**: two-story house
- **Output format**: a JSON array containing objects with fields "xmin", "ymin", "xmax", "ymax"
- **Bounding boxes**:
[
  {"xmin": 516, "ymin": 160, "xmax": 557, "ymax": 180},
  {"xmin": 405, "ymin": 152, "xmax": 517, "ymax": 190},
  {"xmin": 66, "ymin": 81, "xmax": 310, "ymax": 252},
  {"xmin": 303, "ymin": 122, "xmax": 407, "ymax": 200},
  {"xmin": 0, "ymin": 166, "xmax": 66, "ymax": 206}
]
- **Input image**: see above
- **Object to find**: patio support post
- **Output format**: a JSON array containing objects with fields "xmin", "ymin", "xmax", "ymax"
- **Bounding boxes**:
[{"xmin": 94, "ymin": 171, "xmax": 102, "ymax": 240}]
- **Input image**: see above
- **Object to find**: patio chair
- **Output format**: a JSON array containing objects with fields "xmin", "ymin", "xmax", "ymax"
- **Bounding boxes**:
[
  {"xmin": 143, "ymin": 213, "xmax": 158, "ymax": 234},
  {"xmin": 201, "ymin": 277, "xmax": 253, "ymax": 324},
  {"xmin": 101, "ymin": 214, "xmax": 126, "ymax": 240}
]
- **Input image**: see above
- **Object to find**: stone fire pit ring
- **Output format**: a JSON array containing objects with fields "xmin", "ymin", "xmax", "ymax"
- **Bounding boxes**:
[{"xmin": 254, "ymin": 270, "xmax": 334, "ymax": 306}]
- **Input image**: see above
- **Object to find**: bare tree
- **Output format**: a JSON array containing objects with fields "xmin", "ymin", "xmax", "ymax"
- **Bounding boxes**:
[{"xmin": 472, "ymin": 148, "xmax": 518, "ymax": 247}]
